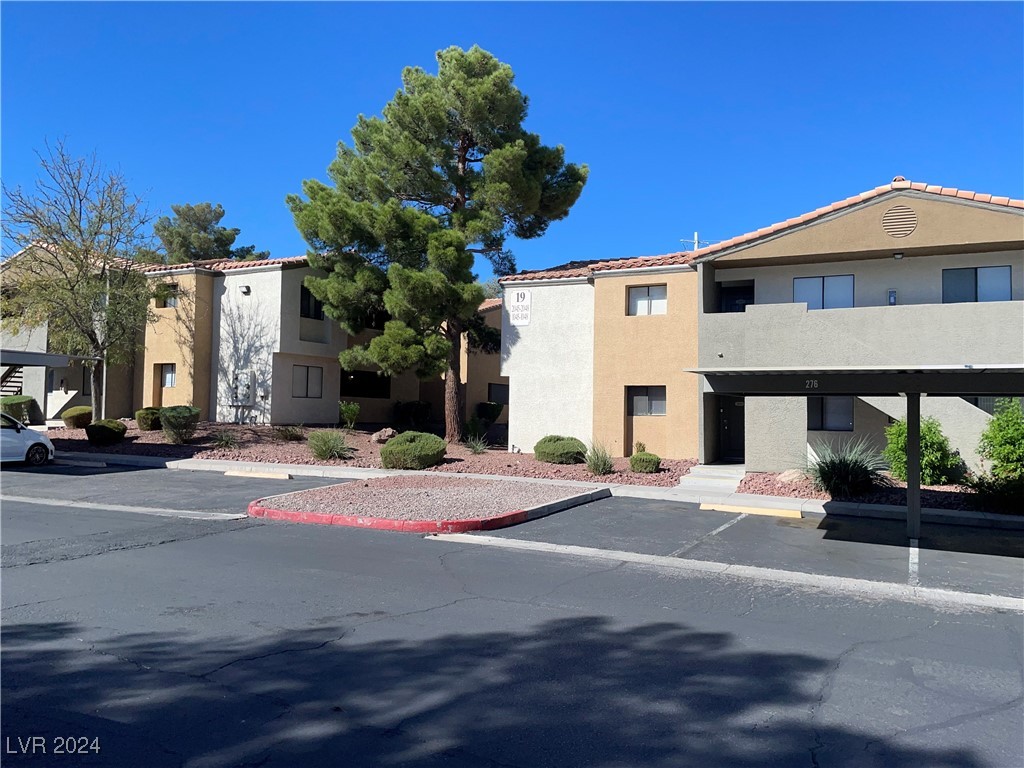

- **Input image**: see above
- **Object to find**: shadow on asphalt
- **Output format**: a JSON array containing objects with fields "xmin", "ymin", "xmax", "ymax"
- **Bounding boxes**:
[
  {"xmin": 797, "ymin": 516, "xmax": 1024, "ymax": 559},
  {"xmin": 3, "ymin": 463, "xmax": 159, "ymax": 478},
  {"xmin": 0, "ymin": 618, "xmax": 985, "ymax": 768}
]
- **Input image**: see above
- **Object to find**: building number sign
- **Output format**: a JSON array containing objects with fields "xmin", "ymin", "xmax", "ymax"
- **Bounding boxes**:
[{"xmin": 509, "ymin": 289, "xmax": 531, "ymax": 327}]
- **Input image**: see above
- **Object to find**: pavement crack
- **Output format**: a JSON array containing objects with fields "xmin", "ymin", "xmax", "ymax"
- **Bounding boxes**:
[{"xmin": 533, "ymin": 560, "xmax": 626, "ymax": 600}]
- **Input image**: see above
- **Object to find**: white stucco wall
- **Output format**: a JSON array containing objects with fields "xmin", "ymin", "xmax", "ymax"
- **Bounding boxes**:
[
  {"xmin": 501, "ymin": 280, "xmax": 594, "ymax": 453},
  {"xmin": 211, "ymin": 270, "xmax": 282, "ymax": 423}
]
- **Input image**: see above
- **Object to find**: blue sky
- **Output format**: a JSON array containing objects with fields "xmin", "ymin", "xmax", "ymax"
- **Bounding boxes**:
[{"xmin": 3, "ymin": 2, "xmax": 1022, "ymax": 279}]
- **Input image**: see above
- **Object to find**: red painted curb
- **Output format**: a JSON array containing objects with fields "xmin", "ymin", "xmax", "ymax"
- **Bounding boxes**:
[{"xmin": 247, "ymin": 499, "xmax": 530, "ymax": 533}]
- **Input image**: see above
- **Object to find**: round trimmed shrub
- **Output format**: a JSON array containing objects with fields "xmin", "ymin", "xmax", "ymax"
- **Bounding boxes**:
[
  {"xmin": 61, "ymin": 406, "xmax": 93, "ymax": 429},
  {"xmin": 533, "ymin": 435, "xmax": 586, "ymax": 465},
  {"xmin": 380, "ymin": 431, "xmax": 447, "ymax": 469},
  {"xmin": 135, "ymin": 407, "xmax": 162, "ymax": 431},
  {"xmin": 159, "ymin": 405, "xmax": 201, "ymax": 444},
  {"xmin": 84, "ymin": 419, "xmax": 127, "ymax": 446},
  {"xmin": 630, "ymin": 452, "xmax": 662, "ymax": 474},
  {"xmin": 1, "ymin": 395, "xmax": 36, "ymax": 424}
]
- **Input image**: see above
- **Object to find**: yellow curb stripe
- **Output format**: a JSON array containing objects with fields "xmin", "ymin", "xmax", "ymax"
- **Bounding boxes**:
[
  {"xmin": 699, "ymin": 503, "xmax": 802, "ymax": 519},
  {"xmin": 224, "ymin": 470, "xmax": 293, "ymax": 480}
]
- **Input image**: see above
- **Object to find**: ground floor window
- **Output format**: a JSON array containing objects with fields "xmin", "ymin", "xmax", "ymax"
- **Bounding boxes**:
[
  {"xmin": 488, "ymin": 382, "xmax": 509, "ymax": 405},
  {"xmin": 339, "ymin": 370, "xmax": 391, "ymax": 399},
  {"xmin": 161, "ymin": 363, "xmax": 176, "ymax": 388},
  {"xmin": 807, "ymin": 396, "xmax": 853, "ymax": 431},
  {"xmin": 627, "ymin": 386, "xmax": 667, "ymax": 416},
  {"xmin": 291, "ymin": 365, "xmax": 323, "ymax": 399}
]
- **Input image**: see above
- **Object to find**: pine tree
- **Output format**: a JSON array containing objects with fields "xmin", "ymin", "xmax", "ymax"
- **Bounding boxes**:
[
  {"xmin": 288, "ymin": 45, "xmax": 587, "ymax": 440},
  {"xmin": 149, "ymin": 202, "xmax": 268, "ymax": 264}
]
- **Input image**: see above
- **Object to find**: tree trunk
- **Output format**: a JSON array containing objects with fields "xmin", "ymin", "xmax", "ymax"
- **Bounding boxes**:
[
  {"xmin": 91, "ymin": 360, "xmax": 104, "ymax": 419},
  {"xmin": 443, "ymin": 321, "xmax": 465, "ymax": 443}
]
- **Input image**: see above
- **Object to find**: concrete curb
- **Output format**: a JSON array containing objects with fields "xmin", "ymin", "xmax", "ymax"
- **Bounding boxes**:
[
  {"xmin": 247, "ymin": 488, "xmax": 612, "ymax": 533},
  {"xmin": 55, "ymin": 451, "xmax": 1024, "ymax": 531}
]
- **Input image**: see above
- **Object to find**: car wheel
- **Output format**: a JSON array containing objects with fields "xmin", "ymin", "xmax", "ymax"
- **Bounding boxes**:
[{"xmin": 25, "ymin": 444, "xmax": 50, "ymax": 466}]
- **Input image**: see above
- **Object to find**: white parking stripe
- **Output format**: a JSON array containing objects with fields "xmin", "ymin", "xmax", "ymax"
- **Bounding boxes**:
[
  {"xmin": 1, "ymin": 495, "xmax": 246, "ymax": 521},
  {"xmin": 908, "ymin": 538, "xmax": 920, "ymax": 586},
  {"xmin": 668, "ymin": 514, "xmax": 747, "ymax": 557},
  {"xmin": 427, "ymin": 533, "xmax": 1023, "ymax": 613}
]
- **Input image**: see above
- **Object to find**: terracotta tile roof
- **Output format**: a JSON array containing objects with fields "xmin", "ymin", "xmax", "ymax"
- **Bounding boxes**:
[
  {"xmin": 138, "ymin": 255, "xmax": 309, "ymax": 275},
  {"xmin": 215, "ymin": 255, "xmax": 309, "ymax": 271},
  {"xmin": 478, "ymin": 297, "xmax": 502, "ymax": 312},
  {"xmin": 501, "ymin": 178, "xmax": 1023, "ymax": 283}
]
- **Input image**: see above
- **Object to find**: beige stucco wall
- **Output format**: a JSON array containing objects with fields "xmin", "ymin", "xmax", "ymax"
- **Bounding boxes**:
[
  {"xmin": 141, "ymin": 271, "xmax": 215, "ymax": 419},
  {"xmin": 269, "ymin": 352, "xmax": 343, "ymax": 425},
  {"xmin": 461, "ymin": 308, "xmax": 508, "ymax": 424},
  {"xmin": 592, "ymin": 270, "xmax": 701, "ymax": 459},
  {"xmin": 713, "ymin": 194, "xmax": 1024, "ymax": 266}
]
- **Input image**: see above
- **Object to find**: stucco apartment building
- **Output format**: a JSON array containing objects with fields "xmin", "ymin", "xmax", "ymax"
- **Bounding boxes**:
[
  {"xmin": 500, "ymin": 179, "xmax": 1024, "ymax": 472},
  {"xmin": 137, "ymin": 256, "xmax": 507, "ymax": 428}
]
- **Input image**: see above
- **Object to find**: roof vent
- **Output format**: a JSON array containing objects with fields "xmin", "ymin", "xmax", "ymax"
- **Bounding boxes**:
[
  {"xmin": 882, "ymin": 205, "xmax": 917, "ymax": 238},
  {"xmin": 892, "ymin": 175, "xmax": 906, "ymax": 183}
]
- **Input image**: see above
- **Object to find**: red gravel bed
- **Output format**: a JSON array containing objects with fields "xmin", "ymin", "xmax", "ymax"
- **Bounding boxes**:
[
  {"xmin": 738, "ymin": 471, "xmax": 990, "ymax": 512},
  {"xmin": 49, "ymin": 422, "xmax": 696, "ymax": 486},
  {"xmin": 258, "ymin": 476, "xmax": 598, "ymax": 521}
]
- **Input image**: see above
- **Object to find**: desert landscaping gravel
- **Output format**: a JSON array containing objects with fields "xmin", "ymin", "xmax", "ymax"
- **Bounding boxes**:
[
  {"xmin": 258, "ymin": 475, "xmax": 599, "ymax": 521},
  {"xmin": 50, "ymin": 422, "xmax": 695, "ymax": 486}
]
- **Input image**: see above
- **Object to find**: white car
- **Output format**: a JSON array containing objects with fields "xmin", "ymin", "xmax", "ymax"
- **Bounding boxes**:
[{"xmin": 0, "ymin": 413, "xmax": 55, "ymax": 465}]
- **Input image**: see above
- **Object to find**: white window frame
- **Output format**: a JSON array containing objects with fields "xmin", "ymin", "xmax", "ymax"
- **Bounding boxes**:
[
  {"xmin": 161, "ymin": 363, "xmax": 176, "ymax": 388},
  {"xmin": 627, "ymin": 285, "xmax": 667, "ymax": 316}
]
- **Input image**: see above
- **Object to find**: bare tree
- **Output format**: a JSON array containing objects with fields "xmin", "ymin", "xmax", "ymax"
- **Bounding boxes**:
[{"xmin": 2, "ymin": 140, "xmax": 155, "ymax": 416}]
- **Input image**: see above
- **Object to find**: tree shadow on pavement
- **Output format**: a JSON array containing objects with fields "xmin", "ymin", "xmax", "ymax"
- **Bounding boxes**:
[
  {"xmin": 812, "ymin": 514, "xmax": 1024, "ymax": 558},
  {"xmin": 1, "ymin": 617, "xmax": 985, "ymax": 768}
]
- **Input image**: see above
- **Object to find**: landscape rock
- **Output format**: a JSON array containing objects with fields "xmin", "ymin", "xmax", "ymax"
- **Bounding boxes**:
[
  {"xmin": 370, "ymin": 428, "xmax": 398, "ymax": 444},
  {"xmin": 777, "ymin": 469, "xmax": 806, "ymax": 484}
]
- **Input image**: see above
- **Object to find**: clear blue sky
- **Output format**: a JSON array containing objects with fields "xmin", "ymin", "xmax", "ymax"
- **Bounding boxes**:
[{"xmin": 3, "ymin": 2, "xmax": 1022, "ymax": 278}]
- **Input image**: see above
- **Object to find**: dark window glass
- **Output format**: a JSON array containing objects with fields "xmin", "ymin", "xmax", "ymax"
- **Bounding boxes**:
[
  {"xmin": 291, "ymin": 365, "xmax": 323, "ymax": 398},
  {"xmin": 488, "ymin": 383, "xmax": 509, "ymax": 405},
  {"xmin": 627, "ymin": 386, "xmax": 667, "ymax": 416},
  {"xmin": 978, "ymin": 266, "xmax": 1011, "ymax": 302},
  {"xmin": 339, "ymin": 370, "xmax": 392, "ymax": 399},
  {"xmin": 942, "ymin": 268, "xmax": 977, "ymax": 303},
  {"xmin": 808, "ymin": 396, "xmax": 854, "ymax": 431},
  {"xmin": 300, "ymin": 285, "xmax": 324, "ymax": 319},
  {"xmin": 794, "ymin": 275, "xmax": 854, "ymax": 309},
  {"xmin": 718, "ymin": 282, "xmax": 755, "ymax": 313}
]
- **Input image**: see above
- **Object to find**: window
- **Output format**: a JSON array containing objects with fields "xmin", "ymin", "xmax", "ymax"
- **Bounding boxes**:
[
  {"xmin": 627, "ymin": 386, "xmax": 667, "ymax": 416},
  {"xmin": 793, "ymin": 275, "xmax": 854, "ymax": 309},
  {"xmin": 627, "ymin": 285, "xmax": 667, "ymax": 316},
  {"xmin": 718, "ymin": 281, "xmax": 755, "ymax": 313},
  {"xmin": 1, "ymin": 414, "xmax": 17, "ymax": 429},
  {"xmin": 156, "ymin": 283, "xmax": 179, "ymax": 309},
  {"xmin": 81, "ymin": 366, "xmax": 92, "ymax": 396},
  {"xmin": 808, "ymin": 396, "xmax": 854, "ymax": 431},
  {"xmin": 291, "ymin": 365, "xmax": 323, "ymax": 399},
  {"xmin": 161, "ymin": 364, "xmax": 176, "ymax": 388},
  {"xmin": 488, "ymin": 383, "xmax": 509, "ymax": 405},
  {"xmin": 300, "ymin": 285, "xmax": 324, "ymax": 319},
  {"xmin": 339, "ymin": 370, "xmax": 391, "ymax": 399},
  {"xmin": 942, "ymin": 266, "xmax": 1011, "ymax": 303}
]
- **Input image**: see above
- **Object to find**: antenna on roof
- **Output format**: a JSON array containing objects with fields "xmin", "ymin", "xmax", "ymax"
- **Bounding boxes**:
[{"xmin": 679, "ymin": 232, "xmax": 700, "ymax": 252}]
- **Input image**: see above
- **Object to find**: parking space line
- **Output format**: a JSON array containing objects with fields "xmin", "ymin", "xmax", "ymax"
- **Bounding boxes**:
[
  {"xmin": 908, "ymin": 538, "xmax": 920, "ymax": 586},
  {"xmin": 668, "ymin": 514, "xmax": 747, "ymax": 557},
  {"xmin": 0, "ymin": 495, "xmax": 246, "ymax": 521}
]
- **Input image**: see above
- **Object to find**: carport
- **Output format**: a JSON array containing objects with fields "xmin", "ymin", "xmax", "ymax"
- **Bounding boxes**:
[
  {"xmin": 692, "ymin": 364, "xmax": 1024, "ymax": 539},
  {"xmin": 1, "ymin": 349, "xmax": 101, "ymax": 420}
]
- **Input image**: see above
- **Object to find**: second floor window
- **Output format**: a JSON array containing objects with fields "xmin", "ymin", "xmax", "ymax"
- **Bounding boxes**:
[
  {"xmin": 300, "ymin": 285, "xmax": 324, "ymax": 320},
  {"xmin": 627, "ymin": 285, "xmax": 667, "ymax": 316},
  {"xmin": 942, "ymin": 266, "xmax": 1011, "ymax": 304},
  {"xmin": 156, "ymin": 283, "xmax": 179, "ymax": 309},
  {"xmin": 793, "ymin": 275, "xmax": 854, "ymax": 310},
  {"xmin": 161, "ymin": 363, "xmax": 176, "ymax": 388}
]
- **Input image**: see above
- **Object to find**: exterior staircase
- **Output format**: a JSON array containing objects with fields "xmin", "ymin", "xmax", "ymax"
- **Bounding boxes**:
[
  {"xmin": 1, "ymin": 365, "xmax": 24, "ymax": 397},
  {"xmin": 676, "ymin": 464, "xmax": 747, "ymax": 495}
]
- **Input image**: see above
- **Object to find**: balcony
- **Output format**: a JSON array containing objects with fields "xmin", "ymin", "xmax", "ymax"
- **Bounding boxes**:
[{"xmin": 698, "ymin": 301, "xmax": 1024, "ymax": 370}]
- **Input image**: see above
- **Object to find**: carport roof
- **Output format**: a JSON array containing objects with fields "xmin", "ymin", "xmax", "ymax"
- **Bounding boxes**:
[{"xmin": 0, "ymin": 350, "xmax": 98, "ymax": 368}]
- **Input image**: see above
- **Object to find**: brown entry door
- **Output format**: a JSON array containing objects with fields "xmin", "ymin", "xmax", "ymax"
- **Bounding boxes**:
[{"xmin": 718, "ymin": 397, "xmax": 745, "ymax": 463}]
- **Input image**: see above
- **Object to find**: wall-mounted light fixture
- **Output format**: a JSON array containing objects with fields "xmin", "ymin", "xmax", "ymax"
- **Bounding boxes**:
[
  {"xmin": 893, "ymin": 252, "xmax": 904, "ymax": 260},
  {"xmin": 240, "ymin": 285, "xmax": 251, "ymax": 295}
]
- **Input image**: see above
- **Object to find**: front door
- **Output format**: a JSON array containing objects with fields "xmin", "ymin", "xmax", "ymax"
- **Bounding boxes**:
[{"xmin": 717, "ymin": 396, "xmax": 745, "ymax": 463}]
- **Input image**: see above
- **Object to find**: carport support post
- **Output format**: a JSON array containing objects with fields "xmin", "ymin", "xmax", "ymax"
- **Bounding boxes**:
[{"xmin": 906, "ymin": 392, "xmax": 921, "ymax": 540}]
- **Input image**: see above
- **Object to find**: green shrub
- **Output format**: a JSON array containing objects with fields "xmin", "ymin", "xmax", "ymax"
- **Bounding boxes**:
[
  {"xmin": 135, "ymin": 407, "xmax": 161, "ymax": 431},
  {"xmin": 309, "ymin": 430, "xmax": 355, "ymax": 460},
  {"xmin": 213, "ymin": 430, "xmax": 239, "ymax": 449},
  {"xmin": 60, "ymin": 406, "xmax": 93, "ymax": 429},
  {"xmin": 630, "ymin": 451, "xmax": 662, "ymax": 473},
  {"xmin": 393, "ymin": 400, "xmax": 432, "ymax": 430},
  {"xmin": 338, "ymin": 401, "xmax": 360, "ymax": 429},
  {"xmin": 883, "ymin": 417, "xmax": 963, "ymax": 485},
  {"xmin": 808, "ymin": 437, "xmax": 886, "ymax": 497},
  {"xmin": 475, "ymin": 401, "xmax": 504, "ymax": 426},
  {"xmin": 634, "ymin": 441, "xmax": 647, "ymax": 454},
  {"xmin": 965, "ymin": 472, "xmax": 1024, "ymax": 514},
  {"xmin": 272, "ymin": 425, "xmax": 304, "ymax": 442},
  {"xmin": 160, "ymin": 406, "xmax": 201, "ymax": 444},
  {"xmin": 84, "ymin": 419, "xmax": 127, "ymax": 446},
  {"xmin": 1, "ymin": 395, "xmax": 36, "ymax": 423},
  {"xmin": 978, "ymin": 398, "xmax": 1024, "ymax": 480},
  {"xmin": 533, "ymin": 435, "xmax": 587, "ymax": 464},
  {"xmin": 585, "ymin": 441, "xmax": 615, "ymax": 475},
  {"xmin": 463, "ymin": 434, "xmax": 489, "ymax": 454},
  {"xmin": 380, "ymin": 431, "xmax": 447, "ymax": 469}
]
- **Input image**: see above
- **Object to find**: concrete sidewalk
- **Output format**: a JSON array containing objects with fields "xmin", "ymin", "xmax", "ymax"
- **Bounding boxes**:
[{"xmin": 55, "ymin": 450, "xmax": 1024, "ymax": 531}]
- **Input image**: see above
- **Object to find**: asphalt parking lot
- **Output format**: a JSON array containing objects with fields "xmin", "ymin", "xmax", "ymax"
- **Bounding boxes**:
[{"xmin": 486, "ymin": 496, "xmax": 1024, "ymax": 599}]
